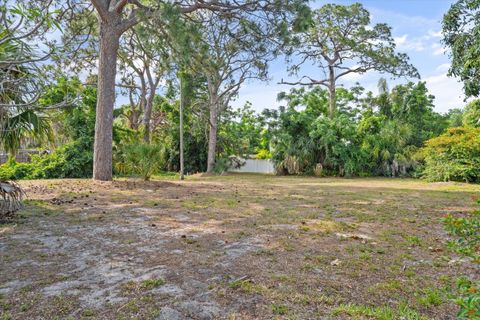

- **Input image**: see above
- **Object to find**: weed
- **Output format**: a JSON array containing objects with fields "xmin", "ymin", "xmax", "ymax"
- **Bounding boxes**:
[
  {"xmin": 332, "ymin": 303, "xmax": 428, "ymax": 320},
  {"xmin": 271, "ymin": 303, "xmax": 289, "ymax": 315},
  {"xmin": 416, "ymin": 288, "xmax": 444, "ymax": 307},
  {"xmin": 141, "ymin": 278, "xmax": 165, "ymax": 289}
]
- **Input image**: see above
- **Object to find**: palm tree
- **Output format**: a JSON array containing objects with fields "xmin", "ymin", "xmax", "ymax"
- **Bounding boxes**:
[
  {"xmin": 0, "ymin": 108, "xmax": 52, "ymax": 156},
  {"xmin": 0, "ymin": 17, "xmax": 52, "ymax": 157}
]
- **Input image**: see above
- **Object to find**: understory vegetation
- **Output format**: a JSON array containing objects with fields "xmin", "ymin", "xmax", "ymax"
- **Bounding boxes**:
[
  {"xmin": 1, "ymin": 77, "xmax": 479, "ymax": 182},
  {"xmin": 444, "ymin": 199, "xmax": 480, "ymax": 319}
]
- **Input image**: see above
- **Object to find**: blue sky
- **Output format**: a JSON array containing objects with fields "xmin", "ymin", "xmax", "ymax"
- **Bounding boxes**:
[{"xmin": 234, "ymin": 0, "xmax": 464, "ymax": 114}]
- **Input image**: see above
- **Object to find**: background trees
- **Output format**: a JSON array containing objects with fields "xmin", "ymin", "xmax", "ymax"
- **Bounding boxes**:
[
  {"xmin": 189, "ymin": 13, "xmax": 274, "ymax": 172},
  {"xmin": 265, "ymin": 81, "xmax": 449, "ymax": 177},
  {"xmin": 85, "ymin": 0, "xmax": 309, "ymax": 180},
  {"xmin": 443, "ymin": 0, "xmax": 480, "ymax": 99},
  {"xmin": 282, "ymin": 3, "xmax": 419, "ymax": 117}
]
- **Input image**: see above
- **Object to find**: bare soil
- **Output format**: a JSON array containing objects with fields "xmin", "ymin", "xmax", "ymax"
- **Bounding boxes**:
[{"xmin": 0, "ymin": 175, "xmax": 478, "ymax": 319}]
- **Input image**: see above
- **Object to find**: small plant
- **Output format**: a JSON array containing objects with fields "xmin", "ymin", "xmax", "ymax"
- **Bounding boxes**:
[
  {"xmin": 403, "ymin": 235, "xmax": 421, "ymax": 247},
  {"xmin": 444, "ymin": 203, "xmax": 480, "ymax": 263},
  {"xmin": 417, "ymin": 288, "xmax": 444, "ymax": 307},
  {"xmin": 455, "ymin": 277, "xmax": 480, "ymax": 319},
  {"xmin": 141, "ymin": 278, "xmax": 165, "ymax": 289},
  {"xmin": 443, "ymin": 199, "xmax": 480, "ymax": 319},
  {"xmin": 271, "ymin": 303, "xmax": 288, "ymax": 315},
  {"xmin": 332, "ymin": 303, "xmax": 427, "ymax": 319},
  {"xmin": 81, "ymin": 309, "xmax": 95, "ymax": 317}
]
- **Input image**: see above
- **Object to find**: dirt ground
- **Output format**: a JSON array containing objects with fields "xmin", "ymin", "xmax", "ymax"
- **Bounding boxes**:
[{"xmin": 0, "ymin": 174, "xmax": 478, "ymax": 320}]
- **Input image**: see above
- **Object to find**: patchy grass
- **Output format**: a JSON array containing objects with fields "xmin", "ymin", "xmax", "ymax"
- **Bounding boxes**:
[
  {"xmin": 0, "ymin": 175, "xmax": 478, "ymax": 319},
  {"xmin": 332, "ymin": 303, "xmax": 429, "ymax": 320}
]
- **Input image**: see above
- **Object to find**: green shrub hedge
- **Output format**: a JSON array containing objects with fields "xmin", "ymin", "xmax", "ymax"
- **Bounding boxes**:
[
  {"xmin": 0, "ymin": 138, "xmax": 93, "ymax": 180},
  {"xmin": 420, "ymin": 127, "xmax": 480, "ymax": 183}
]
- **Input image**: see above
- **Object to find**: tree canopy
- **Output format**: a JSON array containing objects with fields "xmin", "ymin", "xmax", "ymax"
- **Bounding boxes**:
[
  {"xmin": 443, "ymin": 0, "xmax": 480, "ymax": 98},
  {"xmin": 282, "ymin": 3, "xmax": 419, "ymax": 117}
]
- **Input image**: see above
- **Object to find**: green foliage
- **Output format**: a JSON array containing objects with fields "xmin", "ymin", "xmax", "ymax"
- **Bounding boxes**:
[
  {"xmin": 271, "ymin": 303, "xmax": 288, "ymax": 315},
  {"xmin": 447, "ymin": 108, "xmax": 465, "ymax": 127},
  {"xmin": 256, "ymin": 149, "xmax": 272, "ymax": 159},
  {"xmin": 443, "ymin": 0, "xmax": 480, "ymax": 97},
  {"xmin": 0, "ymin": 158, "xmax": 33, "ymax": 180},
  {"xmin": 266, "ymin": 82, "xmax": 444, "ymax": 177},
  {"xmin": 332, "ymin": 303, "xmax": 428, "ymax": 320},
  {"xmin": 212, "ymin": 158, "xmax": 231, "ymax": 175},
  {"xmin": 454, "ymin": 277, "xmax": 480, "ymax": 319},
  {"xmin": 443, "ymin": 200, "xmax": 480, "ymax": 318},
  {"xmin": 463, "ymin": 100, "xmax": 480, "ymax": 127},
  {"xmin": 0, "ymin": 109, "xmax": 52, "ymax": 156},
  {"xmin": 0, "ymin": 3, "xmax": 63, "ymax": 156},
  {"xmin": 151, "ymin": 95, "xmax": 208, "ymax": 174},
  {"xmin": 444, "ymin": 200, "xmax": 480, "ymax": 263},
  {"xmin": 0, "ymin": 78, "xmax": 96, "ymax": 180},
  {"xmin": 140, "ymin": 278, "xmax": 165, "ymax": 289},
  {"xmin": 219, "ymin": 103, "xmax": 266, "ymax": 158},
  {"xmin": 115, "ymin": 143, "xmax": 164, "ymax": 181},
  {"xmin": 420, "ymin": 127, "xmax": 480, "ymax": 183},
  {"xmin": 0, "ymin": 138, "xmax": 94, "ymax": 180}
]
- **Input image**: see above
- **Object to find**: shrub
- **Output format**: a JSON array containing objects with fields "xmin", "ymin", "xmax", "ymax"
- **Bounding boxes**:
[
  {"xmin": 256, "ymin": 149, "xmax": 272, "ymax": 160},
  {"xmin": 0, "ymin": 138, "xmax": 93, "ymax": 180},
  {"xmin": 443, "ymin": 199, "xmax": 480, "ymax": 319},
  {"xmin": 115, "ymin": 143, "xmax": 164, "ymax": 180},
  {"xmin": 0, "ymin": 158, "xmax": 34, "ymax": 180},
  {"xmin": 420, "ymin": 127, "xmax": 480, "ymax": 183},
  {"xmin": 212, "ymin": 158, "xmax": 231, "ymax": 175}
]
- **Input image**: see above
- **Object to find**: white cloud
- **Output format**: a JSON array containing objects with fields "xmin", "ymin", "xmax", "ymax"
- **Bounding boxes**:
[
  {"xmin": 432, "ymin": 43, "xmax": 447, "ymax": 56},
  {"xmin": 394, "ymin": 34, "xmax": 427, "ymax": 52},
  {"xmin": 435, "ymin": 63, "xmax": 450, "ymax": 73},
  {"xmin": 394, "ymin": 34, "xmax": 408, "ymax": 46},
  {"xmin": 369, "ymin": 8, "xmax": 438, "ymax": 30},
  {"xmin": 428, "ymin": 30, "xmax": 443, "ymax": 38},
  {"xmin": 424, "ymin": 72, "xmax": 465, "ymax": 112}
]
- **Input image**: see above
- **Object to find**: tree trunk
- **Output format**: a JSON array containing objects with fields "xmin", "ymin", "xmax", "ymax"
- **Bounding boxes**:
[
  {"xmin": 179, "ymin": 76, "xmax": 185, "ymax": 180},
  {"xmin": 93, "ymin": 24, "xmax": 120, "ymax": 181},
  {"xmin": 206, "ymin": 98, "xmax": 218, "ymax": 173},
  {"xmin": 328, "ymin": 65, "xmax": 336, "ymax": 118},
  {"xmin": 143, "ymin": 69, "xmax": 156, "ymax": 143},
  {"xmin": 143, "ymin": 95, "xmax": 153, "ymax": 143},
  {"xmin": 128, "ymin": 90, "xmax": 141, "ymax": 130}
]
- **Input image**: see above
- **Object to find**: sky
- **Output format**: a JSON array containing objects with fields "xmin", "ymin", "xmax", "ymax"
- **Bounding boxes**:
[{"xmin": 233, "ymin": 0, "xmax": 465, "ymax": 114}]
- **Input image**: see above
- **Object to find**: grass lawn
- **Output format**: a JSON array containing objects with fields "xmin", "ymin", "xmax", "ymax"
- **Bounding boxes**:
[{"xmin": 0, "ymin": 174, "xmax": 478, "ymax": 319}]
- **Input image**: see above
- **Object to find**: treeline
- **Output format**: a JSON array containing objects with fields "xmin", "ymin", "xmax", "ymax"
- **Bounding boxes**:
[
  {"xmin": 265, "ymin": 82, "xmax": 480, "ymax": 182},
  {"xmin": 1, "ymin": 77, "xmax": 479, "ymax": 182}
]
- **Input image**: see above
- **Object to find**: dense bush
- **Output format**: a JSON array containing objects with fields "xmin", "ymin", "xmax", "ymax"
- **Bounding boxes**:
[
  {"xmin": 266, "ymin": 83, "xmax": 445, "ymax": 177},
  {"xmin": 0, "ymin": 82, "xmax": 96, "ymax": 180},
  {"xmin": 420, "ymin": 127, "xmax": 480, "ymax": 183},
  {"xmin": 463, "ymin": 100, "xmax": 480, "ymax": 127},
  {"xmin": 0, "ymin": 138, "xmax": 93, "ymax": 180}
]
